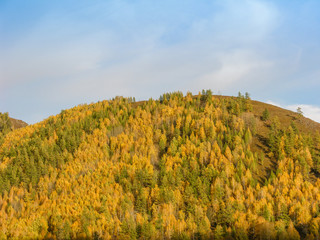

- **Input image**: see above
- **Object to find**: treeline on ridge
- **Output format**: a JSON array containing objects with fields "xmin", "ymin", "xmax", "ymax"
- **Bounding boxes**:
[{"xmin": 0, "ymin": 91, "xmax": 320, "ymax": 239}]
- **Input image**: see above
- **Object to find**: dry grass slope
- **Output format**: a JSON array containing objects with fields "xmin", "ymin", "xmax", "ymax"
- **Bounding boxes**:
[
  {"xmin": 251, "ymin": 99, "xmax": 320, "ymax": 182},
  {"xmin": 10, "ymin": 117, "xmax": 28, "ymax": 129}
]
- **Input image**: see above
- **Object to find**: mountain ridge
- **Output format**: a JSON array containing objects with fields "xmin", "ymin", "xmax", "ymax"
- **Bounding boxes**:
[{"xmin": 0, "ymin": 92, "xmax": 320, "ymax": 239}]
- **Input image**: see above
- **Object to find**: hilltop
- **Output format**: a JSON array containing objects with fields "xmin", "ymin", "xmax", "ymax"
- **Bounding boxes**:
[
  {"xmin": 0, "ymin": 112, "xmax": 28, "ymax": 143},
  {"xmin": 0, "ymin": 91, "xmax": 320, "ymax": 239},
  {"xmin": 0, "ymin": 113, "xmax": 28, "ymax": 130},
  {"xmin": 10, "ymin": 117, "xmax": 28, "ymax": 129}
]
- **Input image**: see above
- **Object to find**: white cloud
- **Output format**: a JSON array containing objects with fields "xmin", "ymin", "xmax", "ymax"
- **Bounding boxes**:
[
  {"xmin": 0, "ymin": 29, "xmax": 109, "ymax": 89},
  {"xmin": 267, "ymin": 101, "xmax": 320, "ymax": 123},
  {"xmin": 212, "ymin": 0, "xmax": 279, "ymax": 41},
  {"xmin": 3, "ymin": 0, "xmax": 310, "ymax": 124},
  {"xmin": 0, "ymin": 0, "xmax": 279, "ymax": 88},
  {"xmin": 192, "ymin": 49, "xmax": 273, "ymax": 92}
]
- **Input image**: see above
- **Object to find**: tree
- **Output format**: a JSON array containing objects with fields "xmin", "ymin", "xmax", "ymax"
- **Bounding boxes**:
[
  {"xmin": 262, "ymin": 108, "xmax": 270, "ymax": 121},
  {"xmin": 245, "ymin": 92, "xmax": 251, "ymax": 100},
  {"xmin": 159, "ymin": 134, "xmax": 167, "ymax": 153},
  {"xmin": 297, "ymin": 107, "xmax": 303, "ymax": 116},
  {"xmin": 214, "ymin": 225, "xmax": 224, "ymax": 239}
]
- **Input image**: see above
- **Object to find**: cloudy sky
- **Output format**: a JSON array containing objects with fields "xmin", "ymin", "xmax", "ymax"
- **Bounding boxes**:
[{"xmin": 1, "ymin": 0, "xmax": 320, "ymax": 124}]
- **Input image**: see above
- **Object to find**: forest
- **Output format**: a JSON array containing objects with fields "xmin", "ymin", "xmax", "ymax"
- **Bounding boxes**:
[{"xmin": 1, "ymin": 91, "xmax": 320, "ymax": 239}]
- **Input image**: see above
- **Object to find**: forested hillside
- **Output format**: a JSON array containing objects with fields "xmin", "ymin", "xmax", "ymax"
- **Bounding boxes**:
[{"xmin": 1, "ymin": 91, "xmax": 320, "ymax": 239}]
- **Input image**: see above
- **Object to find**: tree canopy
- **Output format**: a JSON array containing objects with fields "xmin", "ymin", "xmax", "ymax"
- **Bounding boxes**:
[{"xmin": 0, "ymin": 92, "xmax": 319, "ymax": 239}]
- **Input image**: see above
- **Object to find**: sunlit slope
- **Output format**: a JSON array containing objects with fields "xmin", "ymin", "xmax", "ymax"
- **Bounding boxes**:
[{"xmin": 0, "ymin": 92, "xmax": 320, "ymax": 239}]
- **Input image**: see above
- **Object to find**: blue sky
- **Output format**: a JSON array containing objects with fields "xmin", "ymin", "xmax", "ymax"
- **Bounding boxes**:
[{"xmin": 1, "ymin": 0, "xmax": 320, "ymax": 123}]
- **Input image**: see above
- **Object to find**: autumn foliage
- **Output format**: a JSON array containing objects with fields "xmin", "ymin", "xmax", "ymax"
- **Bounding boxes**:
[{"xmin": 0, "ymin": 92, "xmax": 320, "ymax": 239}]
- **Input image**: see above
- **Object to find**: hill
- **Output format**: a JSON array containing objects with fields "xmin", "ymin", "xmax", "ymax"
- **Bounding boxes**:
[
  {"xmin": 0, "ymin": 91, "xmax": 320, "ymax": 239},
  {"xmin": 0, "ymin": 112, "xmax": 28, "ymax": 130},
  {"xmin": 0, "ymin": 113, "xmax": 28, "ymax": 144},
  {"xmin": 10, "ymin": 117, "xmax": 28, "ymax": 130}
]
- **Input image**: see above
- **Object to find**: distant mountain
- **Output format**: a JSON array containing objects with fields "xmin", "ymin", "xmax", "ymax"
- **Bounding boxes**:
[
  {"xmin": 0, "ymin": 112, "xmax": 27, "ymax": 132},
  {"xmin": 0, "ymin": 91, "xmax": 319, "ymax": 239},
  {"xmin": 10, "ymin": 117, "xmax": 28, "ymax": 129}
]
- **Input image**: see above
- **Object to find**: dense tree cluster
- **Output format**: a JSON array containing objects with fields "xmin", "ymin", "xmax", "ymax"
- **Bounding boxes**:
[
  {"xmin": 0, "ymin": 113, "xmax": 13, "ymax": 144},
  {"xmin": 0, "ymin": 92, "xmax": 319, "ymax": 239}
]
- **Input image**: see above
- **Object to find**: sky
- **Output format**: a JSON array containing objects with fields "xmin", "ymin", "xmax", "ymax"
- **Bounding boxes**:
[{"xmin": 0, "ymin": 0, "xmax": 320, "ymax": 124}]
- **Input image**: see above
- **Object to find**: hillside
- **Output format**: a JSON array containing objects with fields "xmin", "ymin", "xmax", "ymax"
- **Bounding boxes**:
[
  {"xmin": 0, "ymin": 113, "xmax": 28, "ymax": 144},
  {"xmin": 10, "ymin": 117, "xmax": 28, "ymax": 130},
  {"xmin": 0, "ymin": 112, "xmax": 28, "ymax": 131},
  {"xmin": 0, "ymin": 91, "xmax": 320, "ymax": 239}
]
